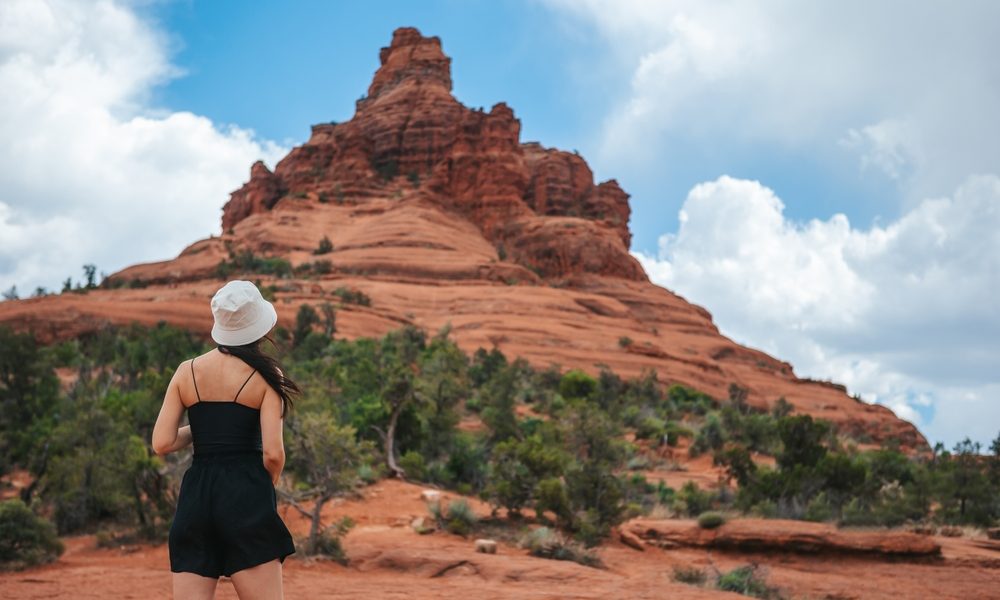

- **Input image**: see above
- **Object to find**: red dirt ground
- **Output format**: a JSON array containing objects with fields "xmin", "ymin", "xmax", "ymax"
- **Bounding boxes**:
[{"xmin": 2, "ymin": 480, "xmax": 996, "ymax": 599}]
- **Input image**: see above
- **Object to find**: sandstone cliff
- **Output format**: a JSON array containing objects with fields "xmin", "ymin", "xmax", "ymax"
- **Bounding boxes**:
[{"xmin": 0, "ymin": 27, "xmax": 926, "ymax": 451}]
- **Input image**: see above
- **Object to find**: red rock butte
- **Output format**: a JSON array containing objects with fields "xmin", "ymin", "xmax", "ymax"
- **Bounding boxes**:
[{"xmin": 0, "ymin": 27, "xmax": 926, "ymax": 451}]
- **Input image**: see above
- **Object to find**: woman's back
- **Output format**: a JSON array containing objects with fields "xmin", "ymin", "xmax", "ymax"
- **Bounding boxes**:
[{"xmin": 185, "ymin": 354, "xmax": 263, "ymax": 457}]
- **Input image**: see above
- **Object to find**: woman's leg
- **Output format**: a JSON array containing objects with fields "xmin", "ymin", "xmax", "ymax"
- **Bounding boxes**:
[
  {"xmin": 172, "ymin": 572, "xmax": 218, "ymax": 599},
  {"xmin": 230, "ymin": 559, "xmax": 283, "ymax": 600}
]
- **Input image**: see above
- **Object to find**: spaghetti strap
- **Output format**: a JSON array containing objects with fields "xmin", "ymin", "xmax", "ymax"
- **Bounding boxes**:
[
  {"xmin": 234, "ymin": 370, "xmax": 256, "ymax": 403},
  {"xmin": 190, "ymin": 358, "xmax": 202, "ymax": 404}
]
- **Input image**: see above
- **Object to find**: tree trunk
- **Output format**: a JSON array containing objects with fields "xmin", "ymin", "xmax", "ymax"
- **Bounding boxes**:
[
  {"xmin": 20, "ymin": 442, "xmax": 49, "ymax": 504},
  {"xmin": 385, "ymin": 403, "xmax": 406, "ymax": 479},
  {"xmin": 307, "ymin": 494, "xmax": 330, "ymax": 555}
]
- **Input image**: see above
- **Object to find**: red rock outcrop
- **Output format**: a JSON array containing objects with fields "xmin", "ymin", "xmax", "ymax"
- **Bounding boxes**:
[
  {"xmin": 0, "ymin": 27, "xmax": 926, "ymax": 451},
  {"xmin": 626, "ymin": 518, "xmax": 942, "ymax": 557},
  {"xmin": 218, "ymin": 26, "xmax": 642, "ymax": 281},
  {"xmin": 222, "ymin": 161, "xmax": 285, "ymax": 232}
]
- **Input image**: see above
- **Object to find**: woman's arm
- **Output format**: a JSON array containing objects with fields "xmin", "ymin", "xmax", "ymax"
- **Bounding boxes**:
[
  {"xmin": 151, "ymin": 363, "xmax": 188, "ymax": 456},
  {"xmin": 159, "ymin": 425, "xmax": 193, "ymax": 454},
  {"xmin": 260, "ymin": 385, "xmax": 285, "ymax": 485}
]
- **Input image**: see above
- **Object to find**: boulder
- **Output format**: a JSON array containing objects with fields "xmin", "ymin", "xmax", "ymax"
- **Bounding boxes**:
[
  {"xmin": 420, "ymin": 490, "xmax": 442, "ymax": 503},
  {"xmin": 619, "ymin": 529, "xmax": 645, "ymax": 552},
  {"xmin": 411, "ymin": 517, "xmax": 435, "ymax": 535}
]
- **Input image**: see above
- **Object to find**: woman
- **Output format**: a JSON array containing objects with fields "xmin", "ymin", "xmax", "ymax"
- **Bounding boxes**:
[{"xmin": 152, "ymin": 280, "xmax": 297, "ymax": 600}]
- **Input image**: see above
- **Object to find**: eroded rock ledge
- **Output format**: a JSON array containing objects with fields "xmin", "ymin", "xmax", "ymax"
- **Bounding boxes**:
[{"xmin": 625, "ymin": 518, "xmax": 941, "ymax": 557}]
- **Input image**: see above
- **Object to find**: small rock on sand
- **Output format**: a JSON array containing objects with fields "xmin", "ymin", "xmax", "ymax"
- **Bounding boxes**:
[{"xmin": 411, "ymin": 517, "xmax": 435, "ymax": 535}]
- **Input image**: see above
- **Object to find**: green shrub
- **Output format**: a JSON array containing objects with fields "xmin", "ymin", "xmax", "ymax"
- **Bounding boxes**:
[
  {"xmin": 716, "ymin": 564, "xmax": 783, "ymax": 599},
  {"xmin": 374, "ymin": 159, "xmax": 399, "ymax": 181},
  {"xmin": 0, "ymin": 500, "xmax": 64, "ymax": 570},
  {"xmin": 559, "ymin": 370, "xmax": 597, "ymax": 402},
  {"xmin": 446, "ymin": 499, "xmax": 477, "ymax": 536},
  {"xmin": 803, "ymin": 492, "xmax": 834, "ymax": 522},
  {"xmin": 635, "ymin": 416, "xmax": 666, "ymax": 441},
  {"xmin": 656, "ymin": 481, "xmax": 675, "ymax": 505},
  {"xmin": 618, "ymin": 336, "xmax": 633, "ymax": 348},
  {"xmin": 312, "ymin": 260, "xmax": 333, "ymax": 275},
  {"xmin": 332, "ymin": 286, "xmax": 371, "ymax": 306},
  {"xmin": 301, "ymin": 516, "xmax": 354, "ymax": 565},
  {"xmin": 357, "ymin": 464, "xmax": 378, "ymax": 484},
  {"xmin": 216, "ymin": 250, "xmax": 292, "ymax": 279},
  {"xmin": 674, "ymin": 481, "xmax": 714, "ymax": 517},
  {"xmin": 690, "ymin": 414, "xmax": 725, "ymax": 457},
  {"xmin": 697, "ymin": 511, "xmax": 726, "ymax": 529},
  {"xmin": 535, "ymin": 477, "xmax": 572, "ymax": 525},
  {"xmin": 520, "ymin": 527, "xmax": 602, "ymax": 568},
  {"xmin": 314, "ymin": 236, "xmax": 334, "ymax": 255},
  {"xmin": 398, "ymin": 450, "xmax": 427, "ymax": 481},
  {"xmin": 428, "ymin": 498, "xmax": 478, "ymax": 537},
  {"xmin": 485, "ymin": 435, "xmax": 566, "ymax": 515},
  {"xmin": 771, "ymin": 397, "xmax": 793, "ymax": 418},
  {"xmin": 626, "ymin": 455, "xmax": 650, "ymax": 470}
]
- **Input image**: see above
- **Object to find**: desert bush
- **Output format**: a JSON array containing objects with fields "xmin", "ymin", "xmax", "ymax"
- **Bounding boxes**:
[
  {"xmin": 284, "ymin": 413, "xmax": 373, "ymax": 556},
  {"xmin": 771, "ymin": 397, "xmax": 793, "ymax": 418},
  {"xmin": 446, "ymin": 499, "xmax": 477, "ymax": 534},
  {"xmin": 667, "ymin": 384, "xmax": 717, "ymax": 416},
  {"xmin": 485, "ymin": 435, "xmax": 566, "ymax": 515},
  {"xmin": 559, "ymin": 369, "xmax": 597, "ymax": 402},
  {"xmin": 520, "ymin": 527, "xmax": 602, "ymax": 568},
  {"xmin": 675, "ymin": 481, "xmax": 715, "ymax": 517},
  {"xmin": 697, "ymin": 511, "xmax": 726, "ymax": 529},
  {"xmin": 428, "ymin": 498, "xmax": 478, "ymax": 537},
  {"xmin": 534, "ymin": 477, "xmax": 572, "ymax": 526},
  {"xmin": 689, "ymin": 414, "xmax": 725, "ymax": 457},
  {"xmin": 562, "ymin": 403, "xmax": 628, "ymax": 542},
  {"xmin": 716, "ymin": 564, "xmax": 783, "ymax": 599},
  {"xmin": 216, "ymin": 250, "xmax": 292, "ymax": 279},
  {"xmin": 314, "ymin": 236, "xmax": 334, "ymax": 255},
  {"xmin": 398, "ymin": 450, "xmax": 427, "ymax": 481},
  {"xmin": 626, "ymin": 455, "xmax": 651, "ymax": 470},
  {"xmin": 298, "ymin": 516, "xmax": 353, "ymax": 565},
  {"xmin": 332, "ymin": 286, "xmax": 371, "ymax": 306},
  {"xmin": 0, "ymin": 500, "xmax": 64, "ymax": 570},
  {"xmin": 635, "ymin": 416, "xmax": 666, "ymax": 442},
  {"xmin": 672, "ymin": 565, "xmax": 707, "ymax": 585}
]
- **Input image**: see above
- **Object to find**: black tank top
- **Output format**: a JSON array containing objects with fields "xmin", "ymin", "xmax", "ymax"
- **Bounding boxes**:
[{"xmin": 187, "ymin": 358, "xmax": 263, "ymax": 457}]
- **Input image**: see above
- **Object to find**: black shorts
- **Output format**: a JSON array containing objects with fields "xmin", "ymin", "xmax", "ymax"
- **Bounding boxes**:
[{"xmin": 168, "ymin": 452, "xmax": 296, "ymax": 578}]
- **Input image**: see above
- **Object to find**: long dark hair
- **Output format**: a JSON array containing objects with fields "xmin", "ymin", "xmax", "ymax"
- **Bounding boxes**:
[{"xmin": 218, "ymin": 336, "xmax": 298, "ymax": 417}]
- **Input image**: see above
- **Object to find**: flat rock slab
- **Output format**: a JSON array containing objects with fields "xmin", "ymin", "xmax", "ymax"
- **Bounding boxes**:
[{"xmin": 626, "ymin": 518, "xmax": 941, "ymax": 557}]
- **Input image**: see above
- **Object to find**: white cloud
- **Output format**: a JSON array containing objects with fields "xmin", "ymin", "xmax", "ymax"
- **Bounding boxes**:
[
  {"xmin": 840, "ymin": 119, "xmax": 918, "ymax": 181},
  {"xmin": 545, "ymin": 0, "xmax": 1000, "ymax": 200},
  {"xmin": 635, "ymin": 175, "xmax": 1000, "ymax": 447},
  {"xmin": 0, "ymin": 0, "xmax": 285, "ymax": 295}
]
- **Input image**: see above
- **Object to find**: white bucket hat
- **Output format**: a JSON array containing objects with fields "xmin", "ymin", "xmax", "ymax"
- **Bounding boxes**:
[{"xmin": 210, "ymin": 280, "xmax": 278, "ymax": 346}]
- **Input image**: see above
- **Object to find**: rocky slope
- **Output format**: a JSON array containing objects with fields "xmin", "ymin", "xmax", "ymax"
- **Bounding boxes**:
[{"xmin": 0, "ymin": 27, "xmax": 925, "ymax": 451}]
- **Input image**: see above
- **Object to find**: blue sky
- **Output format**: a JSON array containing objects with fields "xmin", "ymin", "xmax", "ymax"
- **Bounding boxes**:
[{"xmin": 1, "ymin": 0, "xmax": 998, "ymax": 448}]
